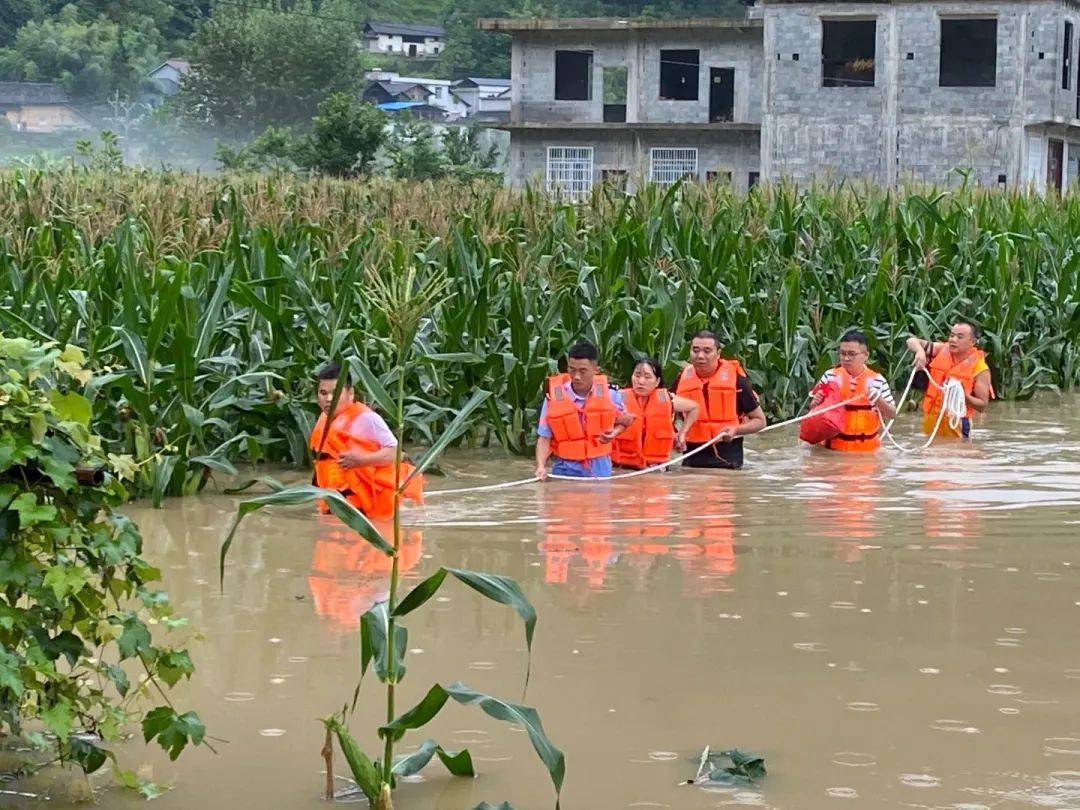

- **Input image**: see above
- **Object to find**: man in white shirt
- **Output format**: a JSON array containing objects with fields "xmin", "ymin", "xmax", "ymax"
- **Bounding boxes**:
[{"xmin": 810, "ymin": 330, "xmax": 897, "ymax": 452}]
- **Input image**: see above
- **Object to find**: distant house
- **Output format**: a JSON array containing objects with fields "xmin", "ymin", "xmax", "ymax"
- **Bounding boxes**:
[
  {"xmin": 362, "ymin": 22, "xmax": 445, "ymax": 57},
  {"xmin": 147, "ymin": 59, "xmax": 191, "ymax": 96},
  {"xmin": 376, "ymin": 101, "xmax": 446, "ymax": 121},
  {"xmin": 365, "ymin": 70, "xmax": 461, "ymax": 116},
  {"xmin": 363, "ymin": 79, "xmax": 435, "ymax": 106},
  {"xmin": 0, "ymin": 82, "xmax": 89, "ymax": 133},
  {"xmin": 451, "ymin": 77, "xmax": 511, "ymax": 118}
]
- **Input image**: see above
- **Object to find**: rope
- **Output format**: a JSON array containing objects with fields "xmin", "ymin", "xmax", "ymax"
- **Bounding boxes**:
[
  {"xmin": 424, "ymin": 366, "xmax": 971, "ymax": 498},
  {"xmin": 425, "ymin": 393, "xmax": 862, "ymax": 497},
  {"xmin": 879, "ymin": 370, "xmax": 967, "ymax": 453}
]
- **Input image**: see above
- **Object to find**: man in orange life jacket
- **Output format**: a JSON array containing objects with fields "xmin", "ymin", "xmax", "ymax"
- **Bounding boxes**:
[
  {"xmin": 309, "ymin": 364, "xmax": 422, "ymax": 519},
  {"xmin": 534, "ymin": 342, "xmax": 633, "ymax": 480},
  {"xmin": 810, "ymin": 330, "xmax": 898, "ymax": 452},
  {"xmin": 906, "ymin": 320, "xmax": 992, "ymax": 440},
  {"xmin": 676, "ymin": 330, "xmax": 767, "ymax": 470}
]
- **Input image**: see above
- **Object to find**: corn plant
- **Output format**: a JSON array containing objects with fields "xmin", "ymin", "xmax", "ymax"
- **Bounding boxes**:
[
  {"xmin": 218, "ymin": 267, "xmax": 564, "ymax": 809},
  {"xmin": 3, "ymin": 168, "xmax": 1080, "ymax": 500}
]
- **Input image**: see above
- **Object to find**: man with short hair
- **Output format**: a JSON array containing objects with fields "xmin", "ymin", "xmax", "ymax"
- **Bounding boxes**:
[
  {"xmin": 310, "ymin": 363, "xmax": 422, "ymax": 518},
  {"xmin": 906, "ymin": 320, "xmax": 993, "ymax": 439},
  {"xmin": 534, "ymin": 342, "xmax": 632, "ymax": 480},
  {"xmin": 810, "ymin": 330, "xmax": 897, "ymax": 452},
  {"xmin": 674, "ymin": 330, "xmax": 767, "ymax": 470}
]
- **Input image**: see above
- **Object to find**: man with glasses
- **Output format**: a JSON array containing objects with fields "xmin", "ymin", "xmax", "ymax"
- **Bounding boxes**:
[{"xmin": 810, "ymin": 330, "xmax": 896, "ymax": 452}]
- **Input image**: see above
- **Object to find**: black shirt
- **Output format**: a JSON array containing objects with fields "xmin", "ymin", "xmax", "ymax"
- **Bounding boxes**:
[{"xmin": 683, "ymin": 375, "xmax": 759, "ymax": 470}]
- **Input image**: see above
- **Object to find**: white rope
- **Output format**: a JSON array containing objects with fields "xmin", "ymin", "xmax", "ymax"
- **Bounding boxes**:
[
  {"xmin": 425, "ymin": 393, "xmax": 862, "ymax": 497},
  {"xmin": 879, "ymin": 370, "xmax": 967, "ymax": 453},
  {"xmin": 425, "ymin": 367, "xmax": 971, "ymax": 498}
]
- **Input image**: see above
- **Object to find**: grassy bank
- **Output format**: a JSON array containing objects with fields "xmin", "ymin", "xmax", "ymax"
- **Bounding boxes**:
[{"xmin": 1, "ymin": 169, "xmax": 1077, "ymax": 497}]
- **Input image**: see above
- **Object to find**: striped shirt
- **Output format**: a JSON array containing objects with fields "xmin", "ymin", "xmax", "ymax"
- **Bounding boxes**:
[{"xmin": 818, "ymin": 369, "xmax": 895, "ymax": 405}]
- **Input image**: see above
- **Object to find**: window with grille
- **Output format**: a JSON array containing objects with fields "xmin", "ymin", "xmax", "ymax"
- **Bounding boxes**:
[
  {"xmin": 649, "ymin": 148, "xmax": 698, "ymax": 187},
  {"xmin": 546, "ymin": 146, "xmax": 594, "ymax": 198}
]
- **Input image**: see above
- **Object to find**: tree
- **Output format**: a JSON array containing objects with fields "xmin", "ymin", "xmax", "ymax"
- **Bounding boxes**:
[
  {"xmin": 301, "ymin": 93, "xmax": 386, "ymax": 176},
  {"xmin": 385, "ymin": 117, "xmax": 447, "ymax": 181},
  {"xmin": 180, "ymin": 1, "xmax": 365, "ymax": 135},
  {"xmin": 0, "ymin": 4, "xmax": 161, "ymax": 101},
  {"xmin": 440, "ymin": 0, "xmax": 514, "ymax": 80}
]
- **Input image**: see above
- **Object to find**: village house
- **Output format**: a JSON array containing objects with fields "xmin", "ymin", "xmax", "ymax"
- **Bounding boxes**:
[
  {"xmin": 363, "ymin": 71, "xmax": 512, "ymax": 120},
  {"xmin": 362, "ymin": 22, "xmax": 445, "ymax": 58},
  {"xmin": 481, "ymin": 0, "xmax": 1080, "ymax": 194},
  {"xmin": 147, "ymin": 60, "xmax": 191, "ymax": 97},
  {"xmin": 0, "ymin": 82, "xmax": 89, "ymax": 134}
]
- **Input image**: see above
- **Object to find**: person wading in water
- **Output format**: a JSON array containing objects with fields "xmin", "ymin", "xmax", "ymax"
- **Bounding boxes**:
[
  {"xmin": 534, "ymin": 342, "xmax": 633, "ymax": 480},
  {"xmin": 309, "ymin": 364, "xmax": 422, "ymax": 519},
  {"xmin": 809, "ymin": 329, "xmax": 897, "ymax": 452},
  {"xmin": 906, "ymin": 321, "xmax": 993, "ymax": 440},
  {"xmin": 611, "ymin": 357, "xmax": 700, "ymax": 469},
  {"xmin": 674, "ymin": 330, "xmax": 766, "ymax": 470}
]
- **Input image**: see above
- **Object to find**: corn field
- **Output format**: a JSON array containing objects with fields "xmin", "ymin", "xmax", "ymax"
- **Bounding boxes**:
[{"xmin": 2, "ymin": 168, "xmax": 1078, "ymax": 498}]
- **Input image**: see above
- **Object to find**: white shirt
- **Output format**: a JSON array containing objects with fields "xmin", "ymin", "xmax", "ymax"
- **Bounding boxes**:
[{"xmin": 818, "ymin": 368, "xmax": 895, "ymax": 405}]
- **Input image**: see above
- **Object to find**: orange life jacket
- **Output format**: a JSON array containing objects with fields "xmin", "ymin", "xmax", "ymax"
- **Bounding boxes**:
[
  {"xmin": 824, "ymin": 367, "xmax": 881, "ymax": 453},
  {"xmin": 308, "ymin": 402, "xmax": 423, "ymax": 520},
  {"xmin": 674, "ymin": 361, "xmax": 744, "ymax": 443},
  {"xmin": 544, "ymin": 374, "xmax": 618, "ymax": 461},
  {"xmin": 611, "ymin": 388, "xmax": 676, "ymax": 469},
  {"xmin": 922, "ymin": 349, "xmax": 989, "ymax": 420}
]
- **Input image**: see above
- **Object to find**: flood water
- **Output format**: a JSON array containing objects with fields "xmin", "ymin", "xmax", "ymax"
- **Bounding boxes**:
[{"xmin": 44, "ymin": 398, "xmax": 1080, "ymax": 808}]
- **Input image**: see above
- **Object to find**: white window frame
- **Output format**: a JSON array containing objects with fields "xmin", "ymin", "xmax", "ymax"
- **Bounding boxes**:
[
  {"xmin": 546, "ymin": 146, "xmax": 594, "ymax": 199},
  {"xmin": 649, "ymin": 147, "xmax": 698, "ymax": 187}
]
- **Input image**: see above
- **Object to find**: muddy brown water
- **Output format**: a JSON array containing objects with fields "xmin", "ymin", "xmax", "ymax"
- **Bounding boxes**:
[{"xmin": 18, "ymin": 397, "xmax": 1080, "ymax": 809}]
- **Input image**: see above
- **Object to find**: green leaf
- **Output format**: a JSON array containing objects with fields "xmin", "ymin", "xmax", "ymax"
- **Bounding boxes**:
[
  {"xmin": 157, "ymin": 650, "xmax": 195, "ymax": 687},
  {"xmin": 326, "ymin": 718, "xmax": 382, "ymax": 804},
  {"xmin": 29, "ymin": 412, "xmax": 47, "ymax": 443},
  {"xmin": 142, "ymin": 707, "xmax": 205, "ymax": 760},
  {"xmin": 346, "ymin": 357, "xmax": 398, "ymax": 427},
  {"xmin": 360, "ymin": 602, "xmax": 407, "ymax": 684},
  {"xmin": 379, "ymin": 683, "xmax": 564, "ymax": 805},
  {"xmin": 380, "ymin": 684, "xmax": 451, "ymax": 743},
  {"xmin": 445, "ymin": 683, "xmax": 565, "ymax": 800},
  {"xmin": 69, "ymin": 735, "xmax": 108, "ymax": 773},
  {"xmin": 114, "ymin": 327, "xmax": 153, "ymax": 388},
  {"xmin": 48, "ymin": 390, "xmax": 92, "ymax": 427},
  {"xmin": 220, "ymin": 485, "xmax": 392, "ymax": 587},
  {"xmin": 12, "ymin": 492, "xmax": 57, "ymax": 527},
  {"xmin": 0, "ymin": 647, "xmax": 25, "ymax": 697},
  {"xmin": 43, "ymin": 564, "xmax": 87, "ymax": 600},
  {"xmin": 400, "ymin": 390, "xmax": 491, "ymax": 488},
  {"xmin": 393, "ymin": 739, "xmax": 475, "ymax": 778},
  {"xmin": 117, "ymin": 617, "xmax": 152, "ymax": 660},
  {"xmin": 41, "ymin": 699, "xmax": 74, "ymax": 742},
  {"xmin": 393, "ymin": 568, "xmax": 536, "ymax": 690}
]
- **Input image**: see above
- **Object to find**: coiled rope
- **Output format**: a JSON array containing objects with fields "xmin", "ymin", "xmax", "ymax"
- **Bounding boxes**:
[{"xmin": 425, "ymin": 366, "xmax": 970, "ymax": 498}]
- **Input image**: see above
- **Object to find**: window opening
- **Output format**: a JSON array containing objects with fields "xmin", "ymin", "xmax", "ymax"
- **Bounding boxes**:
[
  {"xmin": 939, "ymin": 19, "xmax": 997, "ymax": 87},
  {"xmin": 822, "ymin": 19, "xmax": 877, "ymax": 87}
]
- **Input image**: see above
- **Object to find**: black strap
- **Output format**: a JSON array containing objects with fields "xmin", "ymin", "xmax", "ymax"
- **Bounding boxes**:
[{"xmin": 835, "ymin": 432, "xmax": 878, "ymax": 441}]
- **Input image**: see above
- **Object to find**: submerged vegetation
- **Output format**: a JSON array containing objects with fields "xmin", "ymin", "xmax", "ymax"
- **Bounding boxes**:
[
  {"xmin": 1, "ymin": 169, "xmax": 1079, "ymax": 496},
  {"xmin": 219, "ymin": 267, "xmax": 564, "ymax": 809}
]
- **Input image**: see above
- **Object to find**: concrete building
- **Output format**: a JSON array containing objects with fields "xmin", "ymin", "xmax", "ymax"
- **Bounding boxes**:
[
  {"xmin": 482, "ymin": 0, "xmax": 1080, "ymax": 194},
  {"xmin": 0, "ymin": 82, "xmax": 89, "ymax": 133},
  {"xmin": 362, "ymin": 22, "xmax": 445, "ymax": 57}
]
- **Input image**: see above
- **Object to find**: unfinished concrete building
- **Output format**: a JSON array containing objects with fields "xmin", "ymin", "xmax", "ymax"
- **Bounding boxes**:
[{"xmin": 480, "ymin": 0, "xmax": 1080, "ymax": 193}]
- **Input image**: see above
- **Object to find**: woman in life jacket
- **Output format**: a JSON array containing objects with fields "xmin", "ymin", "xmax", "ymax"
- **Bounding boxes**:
[
  {"xmin": 807, "ymin": 329, "xmax": 898, "ymax": 453},
  {"xmin": 906, "ymin": 320, "xmax": 994, "ymax": 440},
  {"xmin": 310, "ymin": 364, "xmax": 423, "ymax": 520},
  {"xmin": 612, "ymin": 358, "xmax": 700, "ymax": 469}
]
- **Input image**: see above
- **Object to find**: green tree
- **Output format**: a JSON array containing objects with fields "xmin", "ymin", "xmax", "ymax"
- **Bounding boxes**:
[
  {"xmin": 180, "ymin": 2, "xmax": 365, "ymax": 135},
  {"xmin": 215, "ymin": 125, "xmax": 301, "ymax": 172},
  {"xmin": 440, "ymin": 0, "xmax": 514, "ymax": 80},
  {"xmin": 0, "ymin": 4, "xmax": 161, "ymax": 101},
  {"xmin": 385, "ymin": 117, "xmax": 447, "ymax": 181},
  {"xmin": 0, "ymin": 338, "xmax": 204, "ymax": 779},
  {"xmin": 300, "ymin": 93, "xmax": 386, "ymax": 177}
]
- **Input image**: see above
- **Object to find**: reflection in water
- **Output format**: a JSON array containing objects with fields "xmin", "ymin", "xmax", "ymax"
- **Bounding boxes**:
[
  {"xmin": 36, "ymin": 395, "xmax": 1079, "ymax": 810},
  {"xmin": 536, "ymin": 477, "xmax": 740, "ymax": 591},
  {"xmin": 307, "ymin": 516, "xmax": 422, "ymax": 628}
]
